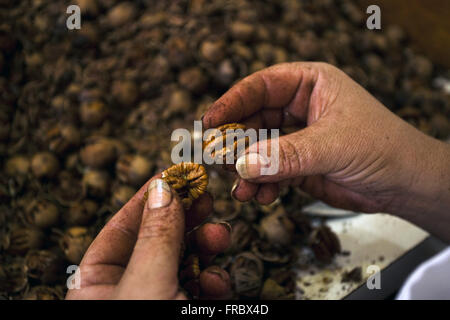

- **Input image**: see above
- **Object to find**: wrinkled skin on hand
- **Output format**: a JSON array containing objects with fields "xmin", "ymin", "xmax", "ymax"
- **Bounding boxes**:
[
  {"xmin": 66, "ymin": 174, "xmax": 231, "ymax": 300},
  {"xmin": 203, "ymin": 62, "xmax": 450, "ymax": 242}
]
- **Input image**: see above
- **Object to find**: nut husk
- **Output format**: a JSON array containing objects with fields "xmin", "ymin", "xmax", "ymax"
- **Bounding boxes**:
[{"xmin": 230, "ymin": 252, "xmax": 264, "ymax": 298}]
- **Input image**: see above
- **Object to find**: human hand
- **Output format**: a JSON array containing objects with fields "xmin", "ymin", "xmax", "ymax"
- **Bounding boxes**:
[
  {"xmin": 66, "ymin": 175, "xmax": 232, "ymax": 300},
  {"xmin": 202, "ymin": 62, "xmax": 450, "ymax": 240}
]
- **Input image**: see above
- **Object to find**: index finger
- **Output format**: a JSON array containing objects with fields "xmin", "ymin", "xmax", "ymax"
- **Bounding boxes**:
[{"xmin": 202, "ymin": 62, "xmax": 315, "ymax": 129}]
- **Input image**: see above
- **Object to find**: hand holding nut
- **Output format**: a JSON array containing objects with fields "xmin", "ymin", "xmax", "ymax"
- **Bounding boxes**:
[{"xmin": 66, "ymin": 173, "xmax": 231, "ymax": 300}]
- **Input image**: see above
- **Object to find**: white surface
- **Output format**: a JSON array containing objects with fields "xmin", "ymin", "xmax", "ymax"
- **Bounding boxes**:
[
  {"xmin": 296, "ymin": 213, "xmax": 429, "ymax": 300},
  {"xmin": 397, "ymin": 247, "xmax": 450, "ymax": 300}
]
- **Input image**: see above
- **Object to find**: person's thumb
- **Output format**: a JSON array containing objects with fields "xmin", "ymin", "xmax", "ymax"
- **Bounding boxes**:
[
  {"xmin": 235, "ymin": 126, "xmax": 337, "ymax": 183},
  {"xmin": 117, "ymin": 178, "xmax": 185, "ymax": 299}
]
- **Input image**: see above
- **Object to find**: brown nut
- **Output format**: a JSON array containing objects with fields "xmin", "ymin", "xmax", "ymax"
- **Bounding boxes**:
[
  {"xmin": 45, "ymin": 124, "xmax": 81, "ymax": 154},
  {"xmin": 6, "ymin": 227, "xmax": 44, "ymax": 255},
  {"xmin": 260, "ymin": 278, "xmax": 287, "ymax": 300},
  {"xmin": 259, "ymin": 208, "xmax": 295, "ymax": 246},
  {"xmin": 163, "ymin": 89, "xmax": 193, "ymax": 119},
  {"xmin": 112, "ymin": 80, "xmax": 139, "ymax": 107},
  {"xmin": 23, "ymin": 286, "xmax": 63, "ymax": 300},
  {"xmin": 230, "ymin": 21, "xmax": 255, "ymax": 41},
  {"xmin": 251, "ymin": 240, "xmax": 291, "ymax": 264},
  {"xmin": 75, "ymin": 0, "xmax": 100, "ymax": 16},
  {"xmin": 59, "ymin": 227, "xmax": 93, "ymax": 264},
  {"xmin": 106, "ymin": 2, "xmax": 137, "ymax": 27},
  {"xmin": 0, "ymin": 259, "xmax": 28, "ymax": 293},
  {"xmin": 66, "ymin": 199, "xmax": 98, "ymax": 226},
  {"xmin": 290, "ymin": 211, "xmax": 312, "ymax": 238},
  {"xmin": 80, "ymin": 137, "xmax": 117, "ymax": 168},
  {"xmin": 24, "ymin": 250, "xmax": 63, "ymax": 284},
  {"xmin": 111, "ymin": 185, "xmax": 136, "ymax": 210},
  {"xmin": 4, "ymin": 155, "xmax": 30, "ymax": 176},
  {"xmin": 308, "ymin": 225, "xmax": 341, "ymax": 264},
  {"xmin": 82, "ymin": 169, "xmax": 110, "ymax": 198},
  {"xmin": 25, "ymin": 199, "xmax": 60, "ymax": 229},
  {"xmin": 31, "ymin": 152, "xmax": 59, "ymax": 179},
  {"xmin": 200, "ymin": 39, "xmax": 225, "ymax": 63},
  {"xmin": 230, "ymin": 252, "xmax": 264, "ymax": 298},
  {"xmin": 162, "ymin": 162, "xmax": 208, "ymax": 209},
  {"xmin": 166, "ymin": 36, "xmax": 190, "ymax": 67},
  {"xmin": 178, "ymin": 67, "xmax": 207, "ymax": 94},
  {"xmin": 228, "ymin": 220, "xmax": 256, "ymax": 253},
  {"xmin": 79, "ymin": 100, "xmax": 108, "ymax": 127},
  {"xmin": 116, "ymin": 154, "xmax": 153, "ymax": 187}
]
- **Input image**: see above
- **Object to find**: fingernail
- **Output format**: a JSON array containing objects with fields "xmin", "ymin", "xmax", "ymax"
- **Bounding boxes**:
[
  {"xmin": 147, "ymin": 179, "xmax": 172, "ymax": 209},
  {"xmin": 235, "ymin": 153, "xmax": 270, "ymax": 179},
  {"xmin": 230, "ymin": 179, "xmax": 239, "ymax": 199}
]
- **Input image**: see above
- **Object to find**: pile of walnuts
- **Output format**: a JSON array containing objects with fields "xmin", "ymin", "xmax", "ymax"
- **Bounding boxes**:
[{"xmin": 0, "ymin": 0, "xmax": 449, "ymax": 299}]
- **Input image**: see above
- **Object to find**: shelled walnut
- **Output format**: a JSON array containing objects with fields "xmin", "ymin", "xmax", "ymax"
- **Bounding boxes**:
[
  {"xmin": 161, "ymin": 162, "xmax": 208, "ymax": 209},
  {"xmin": 203, "ymin": 123, "xmax": 250, "ymax": 168}
]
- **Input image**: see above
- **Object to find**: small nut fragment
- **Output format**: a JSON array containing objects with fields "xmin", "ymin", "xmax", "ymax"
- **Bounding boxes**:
[
  {"xmin": 308, "ymin": 225, "xmax": 341, "ymax": 264},
  {"xmin": 162, "ymin": 162, "xmax": 208, "ymax": 209}
]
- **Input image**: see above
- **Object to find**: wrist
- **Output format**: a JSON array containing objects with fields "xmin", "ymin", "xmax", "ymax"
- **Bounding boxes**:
[{"xmin": 393, "ymin": 134, "xmax": 450, "ymax": 239}]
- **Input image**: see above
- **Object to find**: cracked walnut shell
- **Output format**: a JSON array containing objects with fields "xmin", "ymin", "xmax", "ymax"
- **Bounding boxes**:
[{"xmin": 162, "ymin": 162, "xmax": 208, "ymax": 209}]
